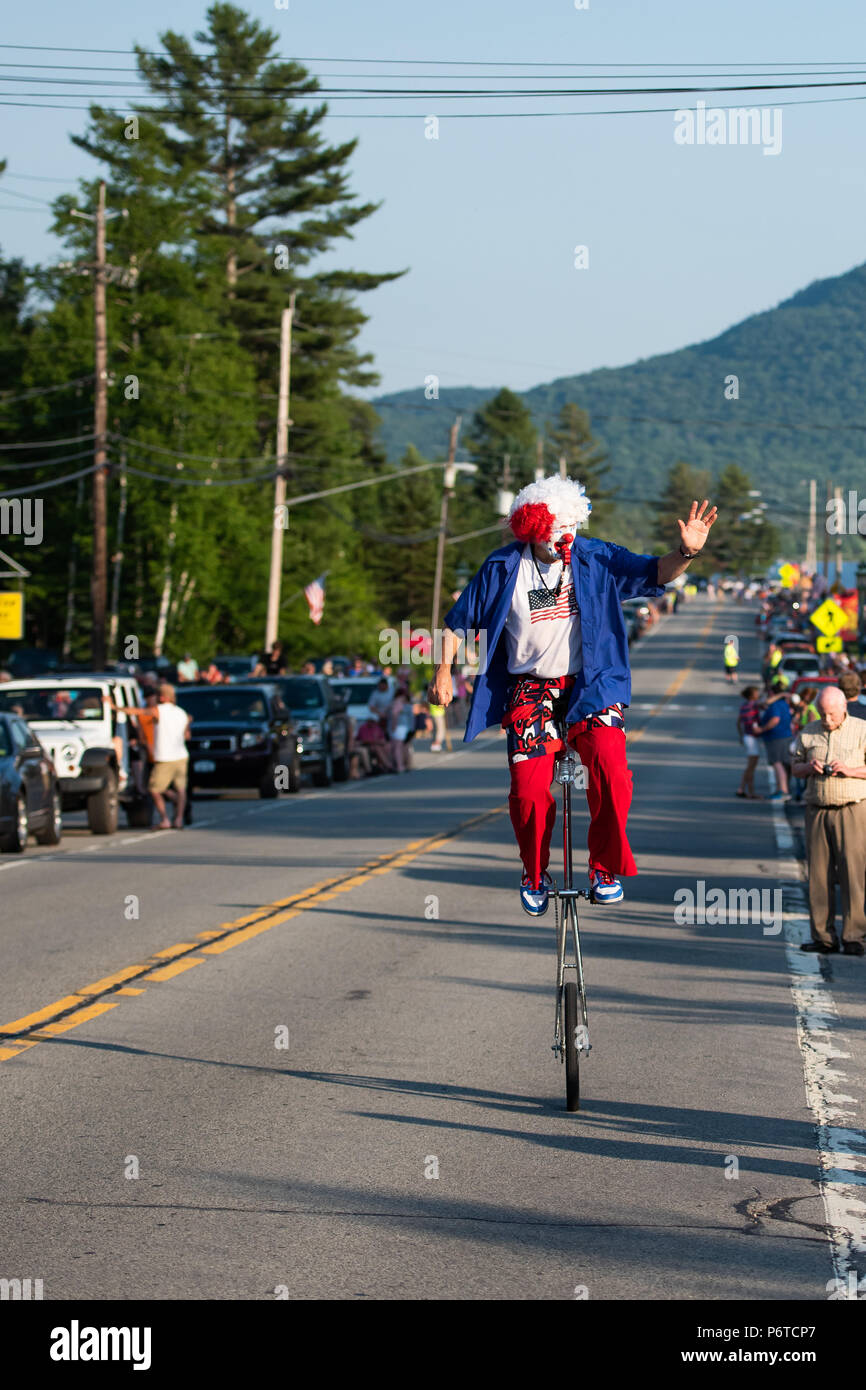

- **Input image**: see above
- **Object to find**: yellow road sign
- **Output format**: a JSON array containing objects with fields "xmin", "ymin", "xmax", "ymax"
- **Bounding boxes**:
[
  {"xmin": 816, "ymin": 634, "xmax": 844, "ymax": 654},
  {"xmin": 779, "ymin": 563, "xmax": 800, "ymax": 588},
  {"xmin": 810, "ymin": 597, "xmax": 848, "ymax": 638},
  {"xmin": 0, "ymin": 591, "xmax": 24, "ymax": 639}
]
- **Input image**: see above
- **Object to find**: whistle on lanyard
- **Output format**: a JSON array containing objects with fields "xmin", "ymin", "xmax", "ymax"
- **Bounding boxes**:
[{"xmin": 553, "ymin": 532, "xmax": 574, "ymax": 565}]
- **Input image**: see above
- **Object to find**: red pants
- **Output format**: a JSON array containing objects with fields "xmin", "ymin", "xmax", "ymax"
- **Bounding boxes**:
[{"xmin": 508, "ymin": 724, "xmax": 637, "ymax": 887}]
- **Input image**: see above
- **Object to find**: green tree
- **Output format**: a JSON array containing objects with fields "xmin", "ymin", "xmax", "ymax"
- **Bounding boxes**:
[
  {"xmin": 464, "ymin": 387, "xmax": 537, "ymax": 506},
  {"xmin": 652, "ymin": 461, "xmax": 712, "ymax": 555},
  {"xmin": 543, "ymin": 402, "xmax": 615, "ymax": 533},
  {"xmin": 11, "ymin": 5, "xmax": 407, "ymax": 662}
]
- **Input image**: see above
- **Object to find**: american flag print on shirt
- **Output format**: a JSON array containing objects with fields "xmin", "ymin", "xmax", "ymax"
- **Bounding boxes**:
[{"xmin": 527, "ymin": 576, "xmax": 578, "ymax": 623}]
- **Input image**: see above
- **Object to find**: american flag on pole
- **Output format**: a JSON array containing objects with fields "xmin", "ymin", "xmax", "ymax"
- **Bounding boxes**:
[{"xmin": 304, "ymin": 573, "xmax": 326, "ymax": 625}]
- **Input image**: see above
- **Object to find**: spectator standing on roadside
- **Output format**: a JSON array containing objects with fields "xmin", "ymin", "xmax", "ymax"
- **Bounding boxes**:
[
  {"xmin": 838, "ymin": 671, "xmax": 866, "ymax": 721},
  {"xmin": 428, "ymin": 696, "xmax": 447, "ymax": 752},
  {"xmin": 148, "ymin": 684, "xmax": 192, "ymax": 830},
  {"xmin": 388, "ymin": 685, "xmax": 413, "ymax": 773},
  {"xmin": 254, "ymin": 641, "xmax": 286, "ymax": 677},
  {"xmin": 763, "ymin": 641, "xmax": 783, "ymax": 686},
  {"xmin": 791, "ymin": 684, "xmax": 820, "ymax": 802},
  {"xmin": 759, "ymin": 679, "xmax": 793, "ymax": 801},
  {"xmin": 792, "ymin": 686, "xmax": 866, "ymax": 956},
  {"xmin": 176, "ymin": 652, "xmax": 199, "ymax": 683},
  {"xmin": 736, "ymin": 685, "xmax": 764, "ymax": 800},
  {"xmin": 723, "ymin": 635, "xmax": 740, "ymax": 684},
  {"xmin": 367, "ymin": 676, "xmax": 393, "ymax": 729}
]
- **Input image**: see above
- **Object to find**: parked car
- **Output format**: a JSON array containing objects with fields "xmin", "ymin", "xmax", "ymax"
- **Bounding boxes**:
[
  {"xmin": 306, "ymin": 655, "xmax": 352, "ymax": 676},
  {"xmin": 329, "ymin": 675, "xmax": 398, "ymax": 729},
  {"xmin": 777, "ymin": 637, "xmax": 816, "ymax": 654},
  {"xmin": 621, "ymin": 598, "xmax": 655, "ymax": 640},
  {"xmin": 213, "ymin": 654, "xmax": 258, "ymax": 682},
  {"xmin": 178, "ymin": 682, "xmax": 301, "ymax": 798},
  {"xmin": 0, "ymin": 675, "xmax": 148, "ymax": 833},
  {"xmin": 778, "ymin": 652, "xmax": 821, "ymax": 682},
  {"xmin": 0, "ymin": 711, "xmax": 63, "ymax": 852},
  {"xmin": 1, "ymin": 646, "xmax": 63, "ymax": 679},
  {"xmin": 791, "ymin": 676, "xmax": 839, "ymax": 701},
  {"xmin": 258, "ymin": 675, "xmax": 350, "ymax": 786}
]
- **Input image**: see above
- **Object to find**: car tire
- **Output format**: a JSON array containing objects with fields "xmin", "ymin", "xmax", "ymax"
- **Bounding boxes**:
[
  {"xmin": 311, "ymin": 749, "xmax": 333, "ymax": 787},
  {"xmin": 259, "ymin": 760, "xmax": 280, "ymax": 799},
  {"xmin": 35, "ymin": 786, "xmax": 62, "ymax": 845},
  {"xmin": 1, "ymin": 794, "xmax": 29, "ymax": 853},
  {"xmin": 287, "ymin": 754, "xmax": 302, "ymax": 795},
  {"xmin": 333, "ymin": 751, "xmax": 349, "ymax": 782},
  {"xmin": 87, "ymin": 768, "xmax": 119, "ymax": 834}
]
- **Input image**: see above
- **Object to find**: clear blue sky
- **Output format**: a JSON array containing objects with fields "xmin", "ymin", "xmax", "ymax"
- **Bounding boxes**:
[{"xmin": 1, "ymin": 0, "xmax": 864, "ymax": 397}]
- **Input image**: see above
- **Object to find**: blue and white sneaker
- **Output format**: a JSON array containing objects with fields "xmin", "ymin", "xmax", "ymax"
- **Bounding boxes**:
[
  {"xmin": 520, "ymin": 871, "xmax": 552, "ymax": 916},
  {"xmin": 589, "ymin": 868, "xmax": 624, "ymax": 904}
]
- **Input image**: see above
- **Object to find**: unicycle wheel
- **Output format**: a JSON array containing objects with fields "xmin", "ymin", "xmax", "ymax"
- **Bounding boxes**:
[{"xmin": 564, "ymin": 980, "xmax": 580, "ymax": 1112}]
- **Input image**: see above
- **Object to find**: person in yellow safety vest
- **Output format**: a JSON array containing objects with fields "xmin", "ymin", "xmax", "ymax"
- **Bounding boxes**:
[{"xmin": 723, "ymin": 636, "xmax": 740, "ymax": 683}]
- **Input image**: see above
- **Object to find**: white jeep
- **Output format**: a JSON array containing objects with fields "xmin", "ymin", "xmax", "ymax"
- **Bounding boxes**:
[{"xmin": 0, "ymin": 675, "xmax": 148, "ymax": 834}]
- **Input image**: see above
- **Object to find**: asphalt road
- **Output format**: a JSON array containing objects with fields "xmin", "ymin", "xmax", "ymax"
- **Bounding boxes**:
[{"xmin": 2, "ymin": 594, "xmax": 864, "ymax": 1301}]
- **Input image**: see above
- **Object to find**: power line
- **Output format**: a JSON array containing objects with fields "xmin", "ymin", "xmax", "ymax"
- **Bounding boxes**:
[
  {"xmin": 0, "ymin": 375, "xmax": 92, "ymax": 402},
  {"xmin": 2, "ymin": 78, "xmax": 866, "ymax": 98},
  {"xmin": 0, "ymin": 44, "xmax": 864, "ymax": 64},
  {"xmin": 0, "ymin": 431, "xmax": 94, "ymax": 449},
  {"xmin": 1, "ymin": 92, "xmax": 862, "ymax": 117}
]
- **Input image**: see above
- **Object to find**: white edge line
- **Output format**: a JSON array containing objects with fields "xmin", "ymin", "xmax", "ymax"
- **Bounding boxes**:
[{"xmin": 769, "ymin": 784, "xmax": 866, "ymax": 1297}]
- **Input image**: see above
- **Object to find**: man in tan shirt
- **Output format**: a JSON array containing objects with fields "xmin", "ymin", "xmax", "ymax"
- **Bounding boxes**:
[{"xmin": 792, "ymin": 686, "xmax": 866, "ymax": 955}]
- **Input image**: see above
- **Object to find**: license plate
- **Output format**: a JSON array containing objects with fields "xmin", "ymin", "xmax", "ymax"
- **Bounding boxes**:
[{"xmin": 194, "ymin": 759, "xmax": 216, "ymax": 773}]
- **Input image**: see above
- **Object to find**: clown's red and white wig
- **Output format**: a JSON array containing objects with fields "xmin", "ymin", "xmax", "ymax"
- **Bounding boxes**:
[{"xmin": 507, "ymin": 475, "xmax": 592, "ymax": 546}]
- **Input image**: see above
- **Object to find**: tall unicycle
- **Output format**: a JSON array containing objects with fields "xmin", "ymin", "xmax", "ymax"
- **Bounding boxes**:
[{"xmin": 551, "ymin": 722, "xmax": 591, "ymax": 1112}]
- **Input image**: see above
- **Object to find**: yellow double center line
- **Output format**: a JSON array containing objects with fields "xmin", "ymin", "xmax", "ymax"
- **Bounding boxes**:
[
  {"xmin": 0, "ymin": 602, "xmax": 718, "ymax": 1064},
  {"xmin": 0, "ymin": 806, "xmax": 505, "ymax": 1062}
]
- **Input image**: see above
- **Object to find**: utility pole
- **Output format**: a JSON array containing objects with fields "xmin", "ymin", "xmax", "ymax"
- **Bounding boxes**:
[
  {"xmin": 822, "ymin": 479, "xmax": 832, "ymax": 577},
  {"xmin": 535, "ymin": 436, "xmax": 544, "ymax": 481},
  {"xmin": 833, "ymin": 484, "xmax": 844, "ymax": 583},
  {"xmin": 92, "ymin": 181, "xmax": 108, "ymax": 669},
  {"xmin": 65, "ymin": 181, "xmax": 135, "ymax": 669},
  {"xmin": 559, "ymin": 452, "xmax": 567, "ymax": 481},
  {"xmin": 265, "ymin": 293, "xmax": 296, "ymax": 652},
  {"xmin": 804, "ymin": 477, "xmax": 817, "ymax": 572},
  {"xmin": 431, "ymin": 414, "xmax": 462, "ymax": 635},
  {"xmin": 108, "ymin": 442, "xmax": 127, "ymax": 659}
]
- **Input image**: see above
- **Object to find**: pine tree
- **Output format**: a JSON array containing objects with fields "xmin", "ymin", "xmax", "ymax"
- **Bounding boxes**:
[
  {"xmin": 464, "ymin": 387, "xmax": 537, "ymax": 507},
  {"xmin": 543, "ymin": 402, "xmax": 614, "ymax": 533}
]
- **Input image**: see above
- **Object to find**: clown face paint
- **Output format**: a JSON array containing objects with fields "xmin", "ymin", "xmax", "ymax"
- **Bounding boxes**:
[{"xmin": 534, "ymin": 518, "xmax": 580, "ymax": 563}]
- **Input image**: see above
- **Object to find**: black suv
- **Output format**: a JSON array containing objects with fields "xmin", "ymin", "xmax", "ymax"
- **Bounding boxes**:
[
  {"xmin": 179, "ymin": 683, "xmax": 301, "ymax": 798},
  {"xmin": 257, "ymin": 676, "xmax": 350, "ymax": 786}
]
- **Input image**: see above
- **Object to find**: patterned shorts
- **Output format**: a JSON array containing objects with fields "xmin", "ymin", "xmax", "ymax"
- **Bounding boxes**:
[{"xmin": 502, "ymin": 674, "xmax": 625, "ymax": 765}]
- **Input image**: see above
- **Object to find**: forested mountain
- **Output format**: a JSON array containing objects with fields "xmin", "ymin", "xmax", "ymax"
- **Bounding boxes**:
[{"xmin": 372, "ymin": 262, "xmax": 866, "ymax": 550}]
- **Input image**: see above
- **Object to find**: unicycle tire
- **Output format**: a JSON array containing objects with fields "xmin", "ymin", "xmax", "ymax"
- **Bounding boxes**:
[{"xmin": 564, "ymin": 981, "xmax": 580, "ymax": 1112}]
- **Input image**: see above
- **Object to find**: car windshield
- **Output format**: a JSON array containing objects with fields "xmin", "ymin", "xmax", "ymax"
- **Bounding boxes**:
[
  {"xmin": 333, "ymin": 682, "xmax": 380, "ymax": 704},
  {"xmin": 216, "ymin": 658, "xmax": 252, "ymax": 674},
  {"xmin": 276, "ymin": 679, "xmax": 325, "ymax": 710},
  {"xmin": 178, "ymin": 690, "xmax": 268, "ymax": 721},
  {"xmin": 784, "ymin": 655, "xmax": 818, "ymax": 670},
  {"xmin": 0, "ymin": 686, "xmax": 106, "ymax": 722}
]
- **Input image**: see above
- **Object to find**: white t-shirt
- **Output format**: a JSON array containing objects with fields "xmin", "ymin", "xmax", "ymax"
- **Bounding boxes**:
[
  {"xmin": 153, "ymin": 702, "xmax": 190, "ymax": 761},
  {"xmin": 504, "ymin": 545, "xmax": 583, "ymax": 678}
]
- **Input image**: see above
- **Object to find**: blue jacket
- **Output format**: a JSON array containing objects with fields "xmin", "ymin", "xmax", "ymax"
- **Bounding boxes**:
[{"xmin": 444, "ymin": 537, "xmax": 664, "ymax": 742}]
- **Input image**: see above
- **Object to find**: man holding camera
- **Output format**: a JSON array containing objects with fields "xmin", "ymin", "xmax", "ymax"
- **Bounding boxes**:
[{"xmin": 792, "ymin": 685, "xmax": 866, "ymax": 956}]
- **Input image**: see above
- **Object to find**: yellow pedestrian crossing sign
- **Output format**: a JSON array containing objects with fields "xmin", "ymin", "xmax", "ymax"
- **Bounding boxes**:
[
  {"xmin": 810, "ymin": 597, "xmax": 848, "ymax": 638},
  {"xmin": 816, "ymin": 634, "xmax": 843, "ymax": 653},
  {"xmin": 0, "ymin": 591, "xmax": 24, "ymax": 639}
]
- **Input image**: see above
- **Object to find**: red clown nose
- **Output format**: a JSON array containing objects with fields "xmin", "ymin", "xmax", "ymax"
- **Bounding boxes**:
[{"xmin": 555, "ymin": 533, "xmax": 574, "ymax": 564}]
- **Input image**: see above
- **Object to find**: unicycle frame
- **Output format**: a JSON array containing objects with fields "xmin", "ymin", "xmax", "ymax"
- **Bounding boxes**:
[{"xmin": 550, "ymin": 727, "xmax": 591, "ymax": 1069}]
